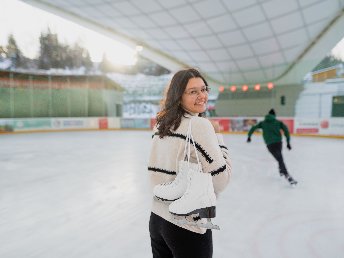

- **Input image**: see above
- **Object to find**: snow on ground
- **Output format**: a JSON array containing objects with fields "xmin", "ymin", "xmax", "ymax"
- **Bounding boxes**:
[{"xmin": 0, "ymin": 131, "xmax": 343, "ymax": 258}]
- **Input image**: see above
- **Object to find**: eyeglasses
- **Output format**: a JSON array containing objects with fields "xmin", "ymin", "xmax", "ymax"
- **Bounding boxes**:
[{"xmin": 184, "ymin": 86, "xmax": 211, "ymax": 97}]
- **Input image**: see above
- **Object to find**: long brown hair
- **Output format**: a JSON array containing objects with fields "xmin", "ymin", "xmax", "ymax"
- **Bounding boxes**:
[{"xmin": 156, "ymin": 68, "xmax": 208, "ymax": 138}]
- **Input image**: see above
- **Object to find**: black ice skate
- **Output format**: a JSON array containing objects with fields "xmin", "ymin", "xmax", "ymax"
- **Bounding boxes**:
[{"xmin": 286, "ymin": 175, "xmax": 298, "ymax": 186}]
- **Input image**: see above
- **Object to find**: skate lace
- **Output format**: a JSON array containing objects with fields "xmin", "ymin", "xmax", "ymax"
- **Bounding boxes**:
[
  {"xmin": 178, "ymin": 118, "xmax": 202, "ymax": 199},
  {"xmin": 183, "ymin": 118, "xmax": 202, "ymax": 172},
  {"xmin": 180, "ymin": 173, "xmax": 193, "ymax": 198}
]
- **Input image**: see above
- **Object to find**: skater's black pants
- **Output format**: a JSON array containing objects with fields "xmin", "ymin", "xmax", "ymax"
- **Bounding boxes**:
[
  {"xmin": 267, "ymin": 141, "xmax": 288, "ymax": 176},
  {"xmin": 149, "ymin": 212, "xmax": 213, "ymax": 258}
]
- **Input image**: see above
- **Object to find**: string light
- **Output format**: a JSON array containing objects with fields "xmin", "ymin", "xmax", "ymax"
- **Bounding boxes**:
[{"xmin": 267, "ymin": 82, "xmax": 274, "ymax": 90}]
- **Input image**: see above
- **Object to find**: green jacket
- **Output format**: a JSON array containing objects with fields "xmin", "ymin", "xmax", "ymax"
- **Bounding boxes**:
[{"xmin": 247, "ymin": 114, "xmax": 290, "ymax": 145}]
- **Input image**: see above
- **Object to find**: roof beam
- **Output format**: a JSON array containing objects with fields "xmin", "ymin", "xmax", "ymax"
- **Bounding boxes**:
[{"xmin": 275, "ymin": 8, "xmax": 344, "ymax": 85}]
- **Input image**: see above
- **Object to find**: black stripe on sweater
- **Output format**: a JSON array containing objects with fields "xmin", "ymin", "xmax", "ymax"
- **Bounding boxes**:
[
  {"xmin": 148, "ymin": 166, "xmax": 176, "ymax": 175},
  {"xmin": 149, "ymin": 165, "xmax": 226, "ymax": 177},
  {"xmin": 219, "ymin": 145, "xmax": 228, "ymax": 150},
  {"xmin": 153, "ymin": 132, "xmax": 213, "ymax": 163},
  {"xmin": 210, "ymin": 165, "xmax": 227, "ymax": 176}
]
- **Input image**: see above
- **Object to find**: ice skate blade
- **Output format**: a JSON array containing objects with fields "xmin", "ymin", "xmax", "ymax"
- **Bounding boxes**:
[
  {"xmin": 172, "ymin": 217, "xmax": 220, "ymax": 230},
  {"xmin": 287, "ymin": 179, "xmax": 298, "ymax": 187},
  {"xmin": 289, "ymin": 182, "xmax": 298, "ymax": 187},
  {"xmin": 170, "ymin": 206, "xmax": 216, "ymax": 218}
]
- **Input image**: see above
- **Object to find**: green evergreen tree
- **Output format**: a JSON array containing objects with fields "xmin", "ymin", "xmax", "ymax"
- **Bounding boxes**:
[
  {"xmin": 38, "ymin": 28, "xmax": 64, "ymax": 69},
  {"xmin": 67, "ymin": 43, "xmax": 92, "ymax": 70},
  {"xmin": 0, "ymin": 45, "xmax": 6, "ymax": 58},
  {"xmin": 38, "ymin": 29, "xmax": 93, "ymax": 71},
  {"xmin": 81, "ymin": 49, "xmax": 93, "ymax": 71},
  {"xmin": 99, "ymin": 53, "xmax": 113, "ymax": 73},
  {"xmin": 313, "ymin": 55, "xmax": 344, "ymax": 72},
  {"xmin": 6, "ymin": 34, "xmax": 24, "ymax": 68}
]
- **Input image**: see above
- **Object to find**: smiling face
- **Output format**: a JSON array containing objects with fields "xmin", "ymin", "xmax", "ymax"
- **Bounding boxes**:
[{"xmin": 181, "ymin": 77, "xmax": 208, "ymax": 114}]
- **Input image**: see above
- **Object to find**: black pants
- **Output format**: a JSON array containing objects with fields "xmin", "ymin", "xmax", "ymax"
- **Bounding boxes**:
[
  {"xmin": 149, "ymin": 212, "xmax": 213, "ymax": 258},
  {"xmin": 267, "ymin": 141, "xmax": 288, "ymax": 176}
]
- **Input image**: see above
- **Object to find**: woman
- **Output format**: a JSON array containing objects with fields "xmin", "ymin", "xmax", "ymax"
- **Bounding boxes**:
[{"xmin": 148, "ymin": 68, "xmax": 231, "ymax": 258}]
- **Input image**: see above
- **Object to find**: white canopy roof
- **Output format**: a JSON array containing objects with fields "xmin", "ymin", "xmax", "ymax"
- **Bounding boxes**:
[{"xmin": 22, "ymin": 0, "xmax": 344, "ymax": 86}]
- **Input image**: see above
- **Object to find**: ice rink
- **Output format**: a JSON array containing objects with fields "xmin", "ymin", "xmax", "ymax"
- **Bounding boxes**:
[{"xmin": 1, "ymin": 130, "xmax": 343, "ymax": 258}]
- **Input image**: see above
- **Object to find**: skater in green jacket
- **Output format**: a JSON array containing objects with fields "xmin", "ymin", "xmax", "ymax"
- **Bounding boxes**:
[{"xmin": 247, "ymin": 109, "xmax": 297, "ymax": 185}]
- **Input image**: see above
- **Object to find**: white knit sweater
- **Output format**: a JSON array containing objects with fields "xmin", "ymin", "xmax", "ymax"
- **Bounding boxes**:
[{"xmin": 148, "ymin": 113, "xmax": 231, "ymax": 234}]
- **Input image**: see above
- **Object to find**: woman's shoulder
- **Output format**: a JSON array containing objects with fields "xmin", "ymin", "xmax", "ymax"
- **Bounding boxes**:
[
  {"xmin": 186, "ymin": 116, "xmax": 214, "ymax": 137},
  {"xmin": 191, "ymin": 116, "xmax": 212, "ymax": 127},
  {"xmin": 177, "ymin": 115, "xmax": 213, "ymax": 134}
]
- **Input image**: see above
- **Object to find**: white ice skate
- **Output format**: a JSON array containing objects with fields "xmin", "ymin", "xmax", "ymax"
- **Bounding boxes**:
[
  {"xmin": 153, "ymin": 117, "xmax": 200, "ymax": 202},
  {"xmin": 153, "ymin": 160, "xmax": 191, "ymax": 201},
  {"xmin": 169, "ymin": 168, "xmax": 220, "ymax": 230},
  {"xmin": 168, "ymin": 118, "xmax": 219, "ymax": 230}
]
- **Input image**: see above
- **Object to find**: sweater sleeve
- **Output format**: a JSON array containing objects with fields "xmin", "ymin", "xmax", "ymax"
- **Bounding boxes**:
[
  {"xmin": 190, "ymin": 117, "xmax": 231, "ymax": 194},
  {"xmin": 280, "ymin": 121, "xmax": 290, "ymax": 143},
  {"xmin": 214, "ymin": 133, "xmax": 232, "ymax": 193},
  {"xmin": 248, "ymin": 122, "xmax": 261, "ymax": 137}
]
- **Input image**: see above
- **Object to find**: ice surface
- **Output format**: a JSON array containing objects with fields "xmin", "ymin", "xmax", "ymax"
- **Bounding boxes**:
[{"xmin": 0, "ymin": 131, "xmax": 343, "ymax": 258}]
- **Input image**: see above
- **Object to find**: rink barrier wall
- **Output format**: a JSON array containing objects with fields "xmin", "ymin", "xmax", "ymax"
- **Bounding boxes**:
[
  {"xmin": 1, "ymin": 117, "xmax": 343, "ymax": 138},
  {"xmin": 148, "ymin": 117, "xmax": 344, "ymax": 138},
  {"xmin": 0, "ymin": 117, "xmax": 121, "ymax": 133}
]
